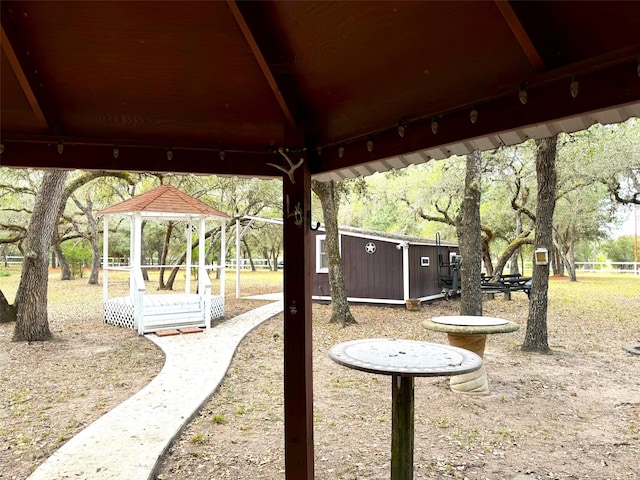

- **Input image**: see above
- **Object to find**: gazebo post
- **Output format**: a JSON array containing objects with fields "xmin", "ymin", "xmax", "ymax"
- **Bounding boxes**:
[
  {"xmin": 220, "ymin": 219, "xmax": 226, "ymax": 299},
  {"xmin": 185, "ymin": 219, "xmax": 193, "ymax": 294},
  {"xmin": 131, "ymin": 212, "xmax": 145, "ymax": 335},
  {"xmin": 282, "ymin": 152, "xmax": 314, "ymax": 480},
  {"xmin": 103, "ymin": 216, "xmax": 109, "ymax": 302}
]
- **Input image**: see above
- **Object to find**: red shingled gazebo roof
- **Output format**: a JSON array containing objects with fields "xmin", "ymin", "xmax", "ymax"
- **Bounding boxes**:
[{"xmin": 99, "ymin": 185, "xmax": 230, "ymax": 220}]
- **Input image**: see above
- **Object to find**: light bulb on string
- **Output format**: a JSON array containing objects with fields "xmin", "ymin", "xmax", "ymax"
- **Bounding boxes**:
[
  {"xmin": 518, "ymin": 84, "xmax": 528, "ymax": 105},
  {"xmin": 397, "ymin": 120, "xmax": 406, "ymax": 138},
  {"xmin": 0, "ymin": 142, "xmax": 4, "ymax": 155},
  {"xmin": 469, "ymin": 106, "xmax": 478, "ymax": 124},
  {"xmin": 431, "ymin": 117, "xmax": 438, "ymax": 135},
  {"xmin": 366, "ymin": 138, "xmax": 373, "ymax": 152},
  {"xmin": 113, "ymin": 145, "xmax": 119, "ymax": 159},
  {"xmin": 166, "ymin": 147, "xmax": 173, "ymax": 161},
  {"xmin": 338, "ymin": 144, "xmax": 345, "ymax": 158},
  {"xmin": 219, "ymin": 150, "xmax": 225, "ymax": 161},
  {"xmin": 57, "ymin": 139, "xmax": 64, "ymax": 154},
  {"xmin": 570, "ymin": 75, "xmax": 579, "ymax": 98}
]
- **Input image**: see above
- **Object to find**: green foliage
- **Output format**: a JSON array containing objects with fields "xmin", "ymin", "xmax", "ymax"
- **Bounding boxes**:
[
  {"xmin": 601, "ymin": 235, "xmax": 636, "ymax": 263},
  {"xmin": 62, "ymin": 242, "xmax": 92, "ymax": 279}
]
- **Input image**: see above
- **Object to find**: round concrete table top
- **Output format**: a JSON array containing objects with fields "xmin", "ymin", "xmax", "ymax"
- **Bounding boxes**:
[
  {"xmin": 329, "ymin": 338, "xmax": 482, "ymax": 377},
  {"xmin": 423, "ymin": 315, "xmax": 520, "ymax": 335}
]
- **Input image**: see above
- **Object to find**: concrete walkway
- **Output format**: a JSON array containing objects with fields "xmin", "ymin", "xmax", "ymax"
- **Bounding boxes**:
[{"xmin": 27, "ymin": 300, "xmax": 284, "ymax": 480}]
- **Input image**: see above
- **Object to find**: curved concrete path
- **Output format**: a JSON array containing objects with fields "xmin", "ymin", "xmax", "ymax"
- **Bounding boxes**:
[{"xmin": 27, "ymin": 300, "xmax": 284, "ymax": 480}]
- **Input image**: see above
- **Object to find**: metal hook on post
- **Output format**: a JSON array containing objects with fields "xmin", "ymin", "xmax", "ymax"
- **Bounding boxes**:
[{"xmin": 308, "ymin": 211, "xmax": 320, "ymax": 231}]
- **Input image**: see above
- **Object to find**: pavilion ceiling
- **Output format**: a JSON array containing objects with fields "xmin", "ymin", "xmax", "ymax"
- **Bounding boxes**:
[{"xmin": 1, "ymin": 1, "xmax": 640, "ymax": 180}]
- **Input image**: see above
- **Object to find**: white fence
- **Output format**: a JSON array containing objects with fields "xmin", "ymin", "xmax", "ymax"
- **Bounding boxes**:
[{"xmin": 522, "ymin": 261, "xmax": 639, "ymax": 275}]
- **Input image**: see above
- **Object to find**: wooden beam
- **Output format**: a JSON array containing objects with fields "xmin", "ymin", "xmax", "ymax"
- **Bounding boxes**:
[
  {"xmin": 0, "ymin": 4, "xmax": 60, "ymax": 133},
  {"xmin": 226, "ymin": 0, "xmax": 297, "ymax": 129},
  {"xmin": 0, "ymin": 141, "xmax": 279, "ymax": 178},
  {"xmin": 316, "ymin": 59, "xmax": 640, "ymax": 175},
  {"xmin": 495, "ymin": 0, "xmax": 545, "ymax": 72},
  {"xmin": 282, "ymin": 152, "xmax": 314, "ymax": 480}
]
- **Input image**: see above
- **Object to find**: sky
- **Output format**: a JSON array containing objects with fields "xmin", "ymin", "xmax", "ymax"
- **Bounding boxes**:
[{"xmin": 613, "ymin": 206, "xmax": 638, "ymax": 238}]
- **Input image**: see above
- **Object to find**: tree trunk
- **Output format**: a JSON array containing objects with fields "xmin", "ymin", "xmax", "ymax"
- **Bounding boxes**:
[
  {"xmin": 523, "ymin": 136, "xmax": 557, "ymax": 353},
  {"xmin": 490, "ymin": 234, "xmax": 533, "ymax": 281},
  {"xmin": 566, "ymin": 237, "xmax": 577, "ymax": 282},
  {"xmin": 312, "ymin": 180, "xmax": 356, "ymax": 326},
  {"xmin": 86, "ymin": 201, "xmax": 101, "ymax": 285},
  {"xmin": 0, "ymin": 289, "xmax": 17, "ymax": 323},
  {"xmin": 141, "ymin": 221, "xmax": 149, "ymax": 282},
  {"xmin": 457, "ymin": 151, "xmax": 483, "ymax": 317},
  {"xmin": 52, "ymin": 232, "xmax": 72, "ymax": 280},
  {"xmin": 481, "ymin": 240, "xmax": 493, "ymax": 276},
  {"xmin": 13, "ymin": 170, "xmax": 69, "ymax": 342},
  {"xmin": 242, "ymin": 237, "xmax": 256, "ymax": 271},
  {"xmin": 159, "ymin": 222, "xmax": 174, "ymax": 289},
  {"xmin": 509, "ymin": 212, "xmax": 523, "ymax": 275}
]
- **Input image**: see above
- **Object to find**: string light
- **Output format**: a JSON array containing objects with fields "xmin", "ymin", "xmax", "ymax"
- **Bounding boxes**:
[
  {"xmin": 518, "ymin": 84, "xmax": 528, "ymax": 105},
  {"xmin": 57, "ymin": 139, "xmax": 64, "ymax": 154},
  {"xmin": 316, "ymin": 145, "xmax": 323, "ymax": 156},
  {"xmin": 570, "ymin": 75, "xmax": 579, "ymax": 98},
  {"xmin": 338, "ymin": 144, "xmax": 345, "ymax": 158},
  {"xmin": 166, "ymin": 147, "xmax": 173, "ymax": 161},
  {"xmin": 366, "ymin": 138, "xmax": 373, "ymax": 152},
  {"xmin": 0, "ymin": 142, "xmax": 4, "ymax": 155},
  {"xmin": 397, "ymin": 120, "xmax": 406, "ymax": 138},
  {"xmin": 469, "ymin": 106, "xmax": 478, "ymax": 124},
  {"xmin": 219, "ymin": 150, "xmax": 225, "ymax": 161},
  {"xmin": 431, "ymin": 117, "xmax": 438, "ymax": 135},
  {"xmin": 636, "ymin": 58, "xmax": 639, "ymax": 77},
  {"xmin": 113, "ymin": 145, "xmax": 119, "ymax": 159}
]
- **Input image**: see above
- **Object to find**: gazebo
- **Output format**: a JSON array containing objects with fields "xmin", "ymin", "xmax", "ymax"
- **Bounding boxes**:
[{"xmin": 99, "ymin": 185, "xmax": 230, "ymax": 335}]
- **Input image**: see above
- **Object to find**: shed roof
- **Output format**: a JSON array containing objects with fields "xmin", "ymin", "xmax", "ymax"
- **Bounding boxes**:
[{"xmin": 98, "ymin": 185, "xmax": 230, "ymax": 220}]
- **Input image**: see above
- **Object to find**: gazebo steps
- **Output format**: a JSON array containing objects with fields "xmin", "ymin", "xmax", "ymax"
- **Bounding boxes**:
[
  {"xmin": 104, "ymin": 294, "xmax": 224, "ymax": 333},
  {"xmin": 144, "ymin": 320, "xmax": 206, "ymax": 333}
]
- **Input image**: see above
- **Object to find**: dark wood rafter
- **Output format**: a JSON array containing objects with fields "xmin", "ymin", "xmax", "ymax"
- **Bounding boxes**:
[
  {"xmin": 317, "ymin": 60, "xmax": 640, "ymax": 175},
  {"xmin": 0, "ymin": 4, "xmax": 60, "ymax": 134},
  {"xmin": 226, "ymin": 0, "xmax": 297, "ymax": 129},
  {"xmin": 0, "ymin": 141, "xmax": 277, "ymax": 177},
  {"xmin": 495, "ymin": 0, "xmax": 545, "ymax": 72}
]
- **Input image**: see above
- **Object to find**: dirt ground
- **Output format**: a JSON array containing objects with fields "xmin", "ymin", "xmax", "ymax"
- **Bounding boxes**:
[
  {"xmin": 154, "ymin": 284, "xmax": 640, "ymax": 480},
  {"xmin": 1, "ymin": 274, "xmax": 639, "ymax": 480}
]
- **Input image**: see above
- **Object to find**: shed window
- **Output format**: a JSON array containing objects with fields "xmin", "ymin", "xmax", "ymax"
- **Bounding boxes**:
[{"xmin": 316, "ymin": 235, "xmax": 328, "ymax": 273}]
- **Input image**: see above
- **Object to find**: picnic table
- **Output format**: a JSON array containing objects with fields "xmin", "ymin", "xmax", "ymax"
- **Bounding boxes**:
[
  {"xmin": 329, "ymin": 338, "xmax": 482, "ymax": 480},
  {"xmin": 481, "ymin": 273, "xmax": 532, "ymax": 299}
]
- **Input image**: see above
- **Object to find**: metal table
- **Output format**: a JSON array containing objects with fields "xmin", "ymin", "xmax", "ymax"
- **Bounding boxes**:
[
  {"xmin": 329, "ymin": 338, "xmax": 482, "ymax": 480},
  {"xmin": 423, "ymin": 315, "xmax": 520, "ymax": 395}
]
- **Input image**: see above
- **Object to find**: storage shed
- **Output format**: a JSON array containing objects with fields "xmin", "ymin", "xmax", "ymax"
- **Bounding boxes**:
[{"xmin": 311, "ymin": 227, "xmax": 458, "ymax": 305}]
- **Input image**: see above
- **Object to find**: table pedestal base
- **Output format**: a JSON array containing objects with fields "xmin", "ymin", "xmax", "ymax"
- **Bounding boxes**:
[
  {"xmin": 446, "ymin": 333, "xmax": 489, "ymax": 395},
  {"xmin": 392, "ymin": 375, "xmax": 414, "ymax": 480}
]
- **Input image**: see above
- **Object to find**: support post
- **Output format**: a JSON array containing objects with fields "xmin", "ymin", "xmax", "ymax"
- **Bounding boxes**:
[
  {"xmin": 282, "ymin": 152, "xmax": 314, "ymax": 480},
  {"xmin": 236, "ymin": 217, "xmax": 241, "ymax": 298},
  {"xmin": 391, "ymin": 374, "xmax": 414, "ymax": 480},
  {"xmin": 103, "ymin": 216, "xmax": 109, "ymax": 302},
  {"xmin": 185, "ymin": 220, "xmax": 192, "ymax": 294},
  {"xmin": 220, "ymin": 218, "xmax": 226, "ymax": 299}
]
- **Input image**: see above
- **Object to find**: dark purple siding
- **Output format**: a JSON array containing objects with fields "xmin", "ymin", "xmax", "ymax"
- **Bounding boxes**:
[
  {"xmin": 311, "ymin": 230, "xmax": 458, "ymax": 304},
  {"xmin": 408, "ymin": 244, "xmax": 457, "ymax": 298},
  {"xmin": 342, "ymin": 236, "xmax": 403, "ymax": 300}
]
